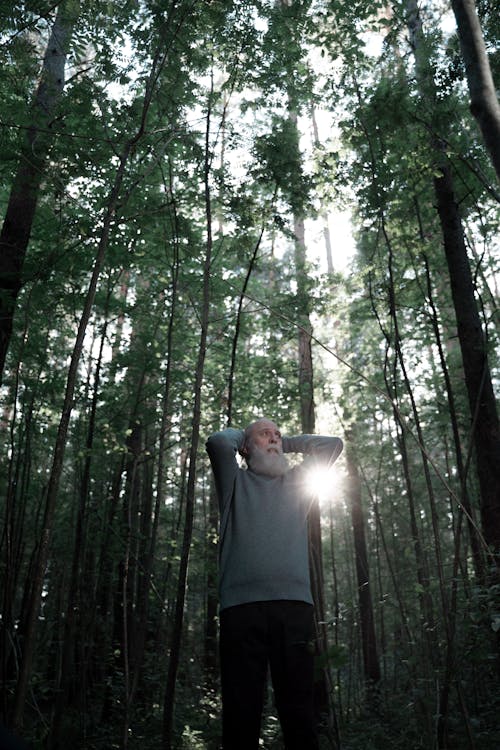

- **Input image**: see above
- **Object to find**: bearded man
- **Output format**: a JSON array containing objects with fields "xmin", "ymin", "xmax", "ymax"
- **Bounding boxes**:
[{"xmin": 206, "ymin": 418, "xmax": 343, "ymax": 750}]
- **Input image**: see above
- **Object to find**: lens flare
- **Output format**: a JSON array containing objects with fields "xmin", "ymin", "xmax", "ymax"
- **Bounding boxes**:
[{"xmin": 305, "ymin": 466, "xmax": 340, "ymax": 505}]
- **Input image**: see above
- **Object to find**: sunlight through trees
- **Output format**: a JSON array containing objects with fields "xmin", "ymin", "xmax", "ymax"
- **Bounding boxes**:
[{"xmin": 0, "ymin": 1, "xmax": 498, "ymax": 749}]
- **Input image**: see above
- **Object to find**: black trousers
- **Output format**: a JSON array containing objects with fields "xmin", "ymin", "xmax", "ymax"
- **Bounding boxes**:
[{"xmin": 219, "ymin": 600, "xmax": 319, "ymax": 750}]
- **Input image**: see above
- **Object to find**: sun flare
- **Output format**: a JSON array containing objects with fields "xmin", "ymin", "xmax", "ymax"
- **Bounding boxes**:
[{"xmin": 305, "ymin": 466, "xmax": 341, "ymax": 505}]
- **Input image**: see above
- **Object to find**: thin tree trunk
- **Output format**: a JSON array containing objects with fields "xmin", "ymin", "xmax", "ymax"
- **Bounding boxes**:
[
  {"xmin": 285, "ymin": 70, "xmax": 338, "ymax": 738},
  {"xmin": 121, "ymin": 418, "xmax": 142, "ymax": 750},
  {"xmin": 0, "ymin": 0, "xmax": 80, "ymax": 380},
  {"xmin": 384, "ymin": 220, "xmax": 451, "ymax": 627},
  {"xmin": 96, "ymin": 458, "xmax": 127, "ymax": 724},
  {"xmin": 49, "ymin": 297, "xmax": 112, "ymax": 749},
  {"xmin": 162, "ymin": 79, "xmax": 214, "ymax": 749},
  {"xmin": 129, "ymin": 183, "xmax": 181, "ymax": 705},
  {"xmin": 432, "ymin": 164, "xmax": 500, "ymax": 562},
  {"xmin": 328, "ymin": 504, "xmax": 344, "ymax": 723},
  {"xmin": 294, "ymin": 216, "xmax": 316, "ymax": 433},
  {"xmin": 115, "ymin": 285, "xmax": 165, "ymax": 742},
  {"xmin": 384, "ymin": 220, "xmax": 465, "ymax": 743},
  {"xmin": 0, "ymin": 354, "xmax": 42, "ymax": 705},
  {"xmin": 293, "ymin": 183, "xmax": 339, "ymax": 747},
  {"xmin": 125, "ymin": 243, "xmax": 182, "ymax": 721},
  {"xmin": 10, "ymin": 39, "xmax": 164, "ymax": 726},
  {"xmin": 11, "ymin": 147, "xmax": 128, "ymax": 732},
  {"xmin": 421, "ymin": 249, "xmax": 485, "ymax": 582},
  {"xmin": 370, "ymin": 278, "xmax": 437, "ymax": 649},
  {"xmin": 437, "ymin": 507, "xmax": 477, "ymax": 750},
  {"xmin": 226, "ymin": 221, "xmax": 267, "ymax": 427},
  {"xmin": 311, "ymin": 106, "xmax": 334, "ymax": 274},
  {"xmin": 344, "ymin": 437, "xmax": 381, "ymax": 687},
  {"xmin": 156, "ymin": 446, "xmax": 189, "ymax": 652},
  {"xmin": 204, "ymin": 484, "xmax": 219, "ymax": 685},
  {"xmin": 451, "ymin": 0, "xmax": 500, "ymax": 180}
]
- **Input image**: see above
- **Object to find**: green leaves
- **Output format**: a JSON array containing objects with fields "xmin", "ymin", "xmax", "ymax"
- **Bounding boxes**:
[
  {"xmin": 1, "ymin": 1, "xmax": 499, "ymax": 747},
  {"xmin": 253, "ymin": 115, "xmax": 311, "ymax": 214}
]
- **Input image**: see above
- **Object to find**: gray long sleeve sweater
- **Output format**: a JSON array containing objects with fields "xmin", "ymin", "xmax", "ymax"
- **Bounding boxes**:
[{"xmin": 206, "ymin": 428, "xmax": 343, "ymax": 611}]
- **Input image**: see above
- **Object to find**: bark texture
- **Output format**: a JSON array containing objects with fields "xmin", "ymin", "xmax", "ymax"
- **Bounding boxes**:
[
  {"xmin": 0, "ymin": 0, "xmax": 80, "ymax": 380},
  {"xmin": 407, "ymin": 0, "xmax": 500, "ymax": 565},
  {"xmin": 451, "ymin": 0, "xmax": 500, "ymax": 181},
  {"xmin": 433, "ymin": 164, "xmax": 500, "ymax": 558}
]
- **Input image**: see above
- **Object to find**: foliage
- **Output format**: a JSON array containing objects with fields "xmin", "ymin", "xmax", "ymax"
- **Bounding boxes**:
[{"xmin": 0, "ymin": 1, "xmax": 499, "ymax": 749}]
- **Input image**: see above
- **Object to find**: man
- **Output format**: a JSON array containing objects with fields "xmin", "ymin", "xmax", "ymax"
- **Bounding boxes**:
[{"xmin": 206, "ymin": 418, "xmax": 343, "ymax": 750}]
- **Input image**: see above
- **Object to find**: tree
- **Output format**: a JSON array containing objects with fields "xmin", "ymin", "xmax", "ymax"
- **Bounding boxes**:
[
  {"xmin": 406, "ymin": 0, "xmax": 500, "ymax": 566},
  {"xmin": 162, "ymin": 67, "xmax": 215, "ymax": 748},
  {"xmin": 9, "ymin": 12, "xmax": 180, "ymax": 728},
  {"xmin": 1, "ymin": 1, "xmax": 499, "ymax": 748},
  {"xmin": 344, "ymin": 434, "xmax": 381, "ymax": 688},
  {"xmin": 0, "ymin": 0, "xmax": 80, "ymax": 381},
  {"xmin": 451, "ymin": 0, "xmax": 500, "ymax": 180}
]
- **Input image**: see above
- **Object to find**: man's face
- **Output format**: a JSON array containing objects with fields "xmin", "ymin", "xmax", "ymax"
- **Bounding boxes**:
[
  {"xmin": 245, "ymin": 419, "xmax": 288, "ymax": 477},
  {"xmin": 248, "ymin": 420, "xmax": 283, "ymax": 455}
]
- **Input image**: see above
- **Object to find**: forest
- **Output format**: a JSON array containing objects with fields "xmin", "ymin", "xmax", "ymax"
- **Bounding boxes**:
[{"xmin": 0, "ymin": 0, "xmax": 499, "ymax": 748}]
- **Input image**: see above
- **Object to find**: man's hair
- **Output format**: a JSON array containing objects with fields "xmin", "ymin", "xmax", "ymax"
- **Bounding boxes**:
[{"xmin": 242, "ymin": 418, "xmax": 270, "ymax": 456}]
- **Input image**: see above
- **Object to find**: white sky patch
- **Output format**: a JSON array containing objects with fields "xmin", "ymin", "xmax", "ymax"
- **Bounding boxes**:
[
  {"xmin": 440, "ymin": 9, "xmax": 457, "ymax": 35},
  {"xmin": 296, "ymin": 103, "xmax": 357, "ymax": 274},
  {"xmin": 360, "ymin": 30, "xmax": 385, "ymax": 58},
  {"xmin": 305, "ymin": 212, "xmax": 356, "ymax": 273}
]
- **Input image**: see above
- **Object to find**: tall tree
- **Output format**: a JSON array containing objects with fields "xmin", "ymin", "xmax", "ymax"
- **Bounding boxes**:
[
  {"xmin": 406, "ymin": 0, "xmax": 500, "ymax": 566},
  {"xmin": 450, "ymin": 0, "xmax": 500, "ymax": 180},
  {"xmin": 2, "ymin": 2, "xmax": 500, "ymax": 747},
  {"xmin": 162, "ymin": 78, "xmax": 215, "ymax": 749},
  {"xmin": 270, "ymin": 0, "xmax": 339, "ymax": 740},
  {"xmin": 0, "ymin": 0, "xmax": 80, "ymax": 381},
  {"xmin": 9, "ymin": 19, "xmax": 176, "ymax": 728}
]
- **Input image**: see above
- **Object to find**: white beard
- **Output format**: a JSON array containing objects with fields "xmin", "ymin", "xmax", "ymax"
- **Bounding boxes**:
[{"xmin": 247, "ymin": 445, "xmax": 289, "ymax": 478}]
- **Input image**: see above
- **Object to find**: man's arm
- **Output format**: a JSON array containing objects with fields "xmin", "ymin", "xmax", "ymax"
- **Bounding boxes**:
[
  {"xmin": 206, "ymin": 427, "xmax": 245, "ymax": 512},
  {"xmin": 282, "ymin": 434, "xmax": 343, "ymax": 467}
]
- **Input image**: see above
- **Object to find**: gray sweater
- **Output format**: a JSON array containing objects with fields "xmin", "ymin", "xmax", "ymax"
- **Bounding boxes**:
[{"xmin": 206, "ymin": 428, "xmax": 343, "ymax": 611}]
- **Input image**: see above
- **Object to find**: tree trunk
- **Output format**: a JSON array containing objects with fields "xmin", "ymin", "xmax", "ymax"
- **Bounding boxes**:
[
  {"xmin": 293, "ymin": 184, "xmax": 339, "ymax": 748},
  {"xmin": 49, "ymin": 301, "xmax": 111, "ymax": 749},
  {"xmin": 344, "ymin": 438, "xmax": 381, "ymax": 687},
  {"xmin": 0, "ymin": 355, "xmax": 43, "ymax": 708},
  {"xmin": 162, "ymin": 81, "xmax": 214, "ymax": 749},
  {"xmin": 369, "ymin": 269, "xmax": 437, "ymax": 661},
  {"xmin": 204, "ymin": 484, "xmax": 219, "ymax": 685},
  {"xmin": 226, "ymin": 223, "xmax": 266, "ymax": 426},
  {"xmin": 433, "ymin": 164, "xmax": 500, "ymax": 562},
  {"xmin": 121, "ymin": 417, "xmax": 143, "ymax": 750},
  {"xmin": 137, "ymin": 206, "xmax": 180, "ymax": 692},
  {"xmin": 407, "ymin": 0, "xmax": 500, "ymax": 566},
  {"xmin": 11, "ymin": 147, "xmax": 130, "ymax": 731},
  {"xmin": 0, "ymin": 0, "xmax": 80, "ymax": 380},
  {"xmin": 96, "ymin": 458, "xmax": 127, "ymax": 725},
  {"xmin": 421, "ymin": 250, "xmax": 485, "ymax": 582},
  {"xmin": 10, "ymin": 47, "xmax": 162, "ymax": 726},
  {"xmin": 451, "ymin": 0, "xmax": 500, "ymax": 180},
  {"xmin": 311, "ymin": 106, "xmax": 334, "ymax": 274}
]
